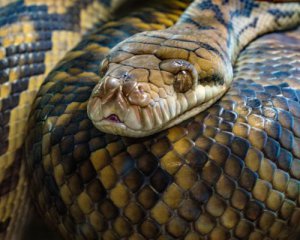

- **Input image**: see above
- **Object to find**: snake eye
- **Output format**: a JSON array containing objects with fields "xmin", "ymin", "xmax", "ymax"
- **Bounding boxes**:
[
  {"xmin": 99, "ymin": 58, "xmax": 109, "ymax": 78},
  {"xmin": 174, "ymin": 70, "xmax": 193, "ymax": 93}
]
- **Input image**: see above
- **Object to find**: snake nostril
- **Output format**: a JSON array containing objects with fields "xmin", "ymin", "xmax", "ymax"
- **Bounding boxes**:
[
  {"xmin": 123, "ymin": 72, "xmax": 130, "ymax": 81},
  {"xmin": 104, "ymin": 77, "xmax": 121, "ymax": 91},
  {"xmin": 92, "ymin": 77, "xmax": 122, "ymax": 103}
]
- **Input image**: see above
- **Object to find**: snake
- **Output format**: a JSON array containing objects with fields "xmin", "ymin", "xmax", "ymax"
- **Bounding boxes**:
[
  {"xmin": 0, "ymin": 0, "xmax": 299, "ymax": 239},
  {"xmin": 87, "ymin": 0, "xmax": 300, "ymax": 138}
]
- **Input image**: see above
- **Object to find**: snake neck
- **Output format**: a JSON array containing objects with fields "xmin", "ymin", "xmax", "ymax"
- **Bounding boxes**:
[
  {"xmin": 177, "ymin": 0, "xmax": 300, "ymax": 64},
  {"xmin": 87, "ymin": 0, "xmax": 300, "ymax": 138}
]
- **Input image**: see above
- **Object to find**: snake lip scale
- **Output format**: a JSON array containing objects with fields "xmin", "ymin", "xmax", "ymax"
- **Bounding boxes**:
[{"xmin": 88, "ymin": 85, "xmax": 228, "ymax": 137}]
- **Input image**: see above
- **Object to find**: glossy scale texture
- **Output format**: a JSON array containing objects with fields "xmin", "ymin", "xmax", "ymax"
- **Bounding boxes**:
[
  {"xmin": 25, "ymin": 1, "xmax": 300, "ymax": 239},
  {"xmin": 0, "ymin": 0, "xmax": 129, "ymax": 238}
]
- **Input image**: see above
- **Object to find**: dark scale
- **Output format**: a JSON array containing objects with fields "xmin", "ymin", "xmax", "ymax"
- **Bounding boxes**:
[
  {"xmin": 0, "ymin": 125, "xmax": 8, "ymax": 143},
  {"xmin": 0, "ymin": 58, "xmax": 8, "ymax": 71},
  {"xmin": 0, "ymin": 141, "xmax": 8, "ymax": 155},
  {"xmin": 0, "ymin": 149, "xmax": 22, "ymax": 196},
  {"xmin": 0, "ymin": 0, "xmax": 99, "ymax": 186},
  {"xmin": 282, "ymin": 88, "xmax": 299, "ymax": 101},
  {"xmin": 0, "ymin": 219, "xmax": 10, "ymax": 234},
  {"xmin": 231, "ymin": 0, "xmax": 259, "ymax": 18},
  {"xmin": 180, "ymin": 16, "xmax": 215, "ymax": 30},
  {"xmin": 197, "ymin": 0, "xmax": 229, "ymax": 28},
  {"xmin": 236, "ymin": 17, "xmax": 258, "ymax": 37},
  {"xmin": 18, "ymin": 1, "xmax": 300, "ymax": 240},
  {"xmin": 268, "ymin": 9, "xmax": 296, "ymax": 18},
  {"xmin": 0, "ymin": 69, "xmax": 9, "ymax": 84}
]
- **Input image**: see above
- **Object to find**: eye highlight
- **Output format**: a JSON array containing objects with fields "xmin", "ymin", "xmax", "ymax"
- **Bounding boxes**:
[
  {"xmin": 174, "ymin": 70, "xmax": 193, "ymax": 93},
  {"xmin": 99, "ymin": 58, "xmax": 109, "ymax": 77}
]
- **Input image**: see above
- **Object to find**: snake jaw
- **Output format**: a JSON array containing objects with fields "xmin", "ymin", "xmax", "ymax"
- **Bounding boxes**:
[
  {"xmin": 88, "ymin": 95, "xmax": 128, "ymax": 134},
  {"xmin": 88, "ymin": 29, "xmax": 234, "ymax": 137},
  {"xmin": 88, "ymin": 73, "xmax": 153, "ymax": 134},
  {"xmin": 88, "ymin": 56, "xmax": 229, "ymax": 137}
]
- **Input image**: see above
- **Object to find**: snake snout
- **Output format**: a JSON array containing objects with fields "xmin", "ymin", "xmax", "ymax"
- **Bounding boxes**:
[
  {"xmin": 91, "ymin": 76, "xmax": 122, "ymax": 103},
  {"xmin": 103, "ymin": 76, "xmax": 121, "ymax": 90}
]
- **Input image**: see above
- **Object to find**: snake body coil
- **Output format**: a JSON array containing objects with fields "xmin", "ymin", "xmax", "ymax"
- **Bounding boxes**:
[
  {"xmin": 0, "ymin": 0, "xmax": 126, "ymax": 238},
  {"xmin": 0, "ymin": 0, "xmax": 299, "ymax": 239}
]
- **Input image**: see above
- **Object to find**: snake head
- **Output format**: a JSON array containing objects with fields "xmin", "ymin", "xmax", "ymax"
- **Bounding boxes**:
[{"xmin": 88, "ymin": 29, "xmax": 232, "ymax": 137}]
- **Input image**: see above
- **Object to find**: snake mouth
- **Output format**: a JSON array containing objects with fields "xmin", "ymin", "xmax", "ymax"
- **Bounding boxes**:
[
  {"xmin": 97, "ymin": 115, "xmax": 127, "ymax": 134},
  {"xmin": 94, "ymin": 87, "xmax": 227, "ymax": 138},
  {"xmin": 88, "ymin": 83, "xmax": 228, "ymax": 138},
  {"xmin": 105, "ymin": 114, "xmax": 122, "ymax": 123}
]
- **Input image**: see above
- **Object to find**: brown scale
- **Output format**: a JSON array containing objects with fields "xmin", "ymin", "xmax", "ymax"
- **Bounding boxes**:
[
  {"xmin": 0, "ymin": 0, "xmax": 131, "ymax": 239},
  {"xmin": 25, "ymin": 2, "xmax": 300, "ymax": 240}
]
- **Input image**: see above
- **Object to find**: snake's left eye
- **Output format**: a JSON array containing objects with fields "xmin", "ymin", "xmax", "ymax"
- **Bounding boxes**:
[
  {"xmin": 99, "ymin": 58, "xmax": 109, "ymax": 77},
  {"xmin": 174, "ymin": 70, "xmax": 193, "ymax": 93}
]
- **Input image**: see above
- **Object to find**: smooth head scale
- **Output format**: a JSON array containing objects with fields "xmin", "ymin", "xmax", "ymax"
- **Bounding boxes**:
[{"xmin": 88, "ymin": 27, "xmax": 232, "ymax": 137}]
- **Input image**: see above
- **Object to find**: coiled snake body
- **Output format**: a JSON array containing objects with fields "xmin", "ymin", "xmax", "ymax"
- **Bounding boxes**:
[
  {"xmin": 88, "ymin": 0, "xmax": 300, "ymax": 137},
  {"xmin": 0, "ymin": 0, "xmax": 300, "ymax": 239}
]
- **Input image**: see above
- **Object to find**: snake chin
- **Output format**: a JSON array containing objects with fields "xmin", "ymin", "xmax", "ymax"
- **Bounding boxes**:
[{"xmin": 96, "ymin": 120, "xmax": 127, "ymax": 135}]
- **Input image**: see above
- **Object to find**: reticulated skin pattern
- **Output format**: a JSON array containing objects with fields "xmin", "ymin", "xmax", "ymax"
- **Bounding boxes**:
[
  {"xmin": 0, "ymin": 0, "xmax": 128, "ymax": 238},
  {"xmin": 25, "ymin": 1, "xmax": 300, "ymax": 240}
]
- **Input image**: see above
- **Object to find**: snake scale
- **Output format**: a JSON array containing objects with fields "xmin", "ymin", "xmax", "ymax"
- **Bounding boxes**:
[
  {"xmin": 87, "ymin": 0, "xmax": 299, "ymax": 138},
  {"xmin": 0, "ymin": 0, "xmax": 130, "ymax": 238},
  {"xmin": 0, "ymin": 0, "xmax": 299, "ymax": 239}
]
